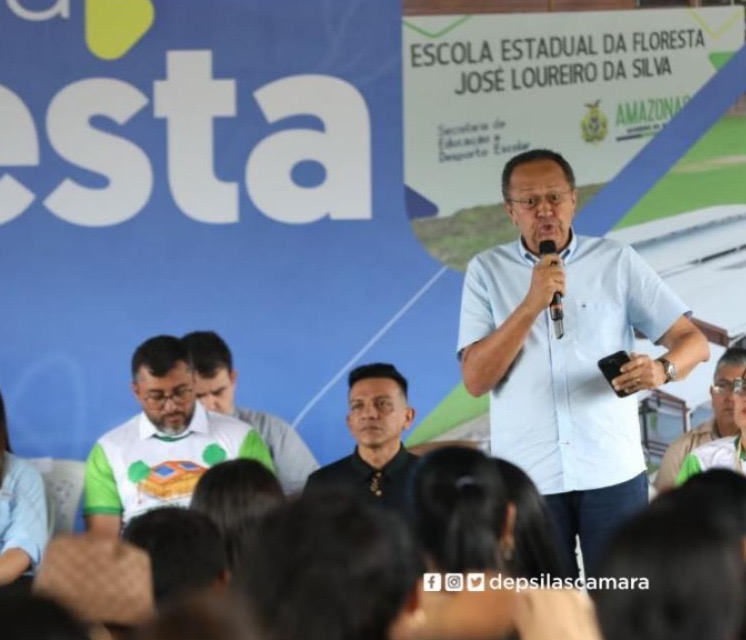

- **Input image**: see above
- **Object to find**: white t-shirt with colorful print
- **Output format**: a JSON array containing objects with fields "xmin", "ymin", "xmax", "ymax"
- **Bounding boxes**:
[
  {"xmin": 84, "ymin": 403, "xmax": 274, "ymax": 524},
  {"xmin": 676, "ymin": 435, "xmax": 744, "ymax": 485}
]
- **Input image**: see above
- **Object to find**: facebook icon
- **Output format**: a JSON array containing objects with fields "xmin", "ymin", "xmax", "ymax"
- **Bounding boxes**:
[{"xmin": 423, "ymin": 573, "xmax": 442, "ymax": 592}]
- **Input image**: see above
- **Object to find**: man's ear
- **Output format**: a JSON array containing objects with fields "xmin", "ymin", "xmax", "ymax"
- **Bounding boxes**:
[
  {"xmin": 403, "ymin": 407, "xmax": 416, "ymax": 430},
  {"xmin": 131, "ymin": 380, "xmax": 141, "ymax": 401},
  {"xmin": 504, "ymin": 202, "xmax": 520, "ymax": 227},
  {"xmin": 230, "ymin": 368, "xmax": 239, "ymax": 386},
  {"xmin": 570, "ymin": 188, "xmax": 579, "ymax": 217}
]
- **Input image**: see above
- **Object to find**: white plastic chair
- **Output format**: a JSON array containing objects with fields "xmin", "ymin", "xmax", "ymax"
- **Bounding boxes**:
[{"xmin": 28, "ymin": 458, "xmax": 86, "ymax": 536}]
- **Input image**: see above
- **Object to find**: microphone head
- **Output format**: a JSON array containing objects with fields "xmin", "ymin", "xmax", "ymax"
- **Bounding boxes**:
[{"xmin": 539, "ymin": 240, "xmax": 557, "ymax": 255}]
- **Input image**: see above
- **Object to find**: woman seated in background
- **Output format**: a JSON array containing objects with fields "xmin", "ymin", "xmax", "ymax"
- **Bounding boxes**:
[{"xmin": 0, "ymin": 388, "xmax": 48, "ymax": 595}]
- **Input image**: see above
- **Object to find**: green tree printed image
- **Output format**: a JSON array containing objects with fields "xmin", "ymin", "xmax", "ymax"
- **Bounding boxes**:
[
  {"xmin": 127, "ymin": 460, "xmax": 151, "ymax": 483},
  {"xmin": 202, "ymin": 444, "xmax": 227, "ymax": 466}
]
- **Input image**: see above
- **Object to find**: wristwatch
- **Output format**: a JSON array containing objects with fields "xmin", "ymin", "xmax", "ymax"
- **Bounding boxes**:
[{"xmin": 656, "ymin": 357, "xmax": 677, "ymax": 384}]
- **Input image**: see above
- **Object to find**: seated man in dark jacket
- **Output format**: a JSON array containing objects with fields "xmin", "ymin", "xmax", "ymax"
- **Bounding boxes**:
[{"xmin": 305, "ymin": 363, "xmax": 418, "ymax": 515}]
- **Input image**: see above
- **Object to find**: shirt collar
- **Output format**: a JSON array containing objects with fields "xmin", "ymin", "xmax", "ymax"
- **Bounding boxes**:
[
  {"xmin": 137, "ymin": 402, "xmax": 210, "ymax": 441},
  {"xmin": 350, "ymin": 443, "xmax": 409, "ymax": 478},
  {"xmin": 516, "ymin": 229, "xmax": 577, "ymax": 266}
]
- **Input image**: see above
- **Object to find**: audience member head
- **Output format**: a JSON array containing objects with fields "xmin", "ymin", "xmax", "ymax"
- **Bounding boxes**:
[
  {"xmin": 708, "ymin": 347, "xmax": 746, "ymax": 438},
  {"xmin": 123, "ymin": 507, "xmax": 227, "ymax": 607},
  {"xmin": 346, "ymin": 363, "xmax": 415, "ymax": 465},
  {"xmin": 136, "ymin": 591, "xmax": 263, "ymax": 640},
  {"xmin": 492, "ymin": 458, "xmax": 566, "ymax": 579},
  {"xmin": 131, "ymin": 335, "xmax": 196, "ymax": 436},
  {"xmin": 0, "ymin": 594, "xmax": 90, "ymax": 640},
  {"xmin": 658, "ymin": 468, "xmax": 746, "ymax": 543},
  {"xmin": 190, "ymin": 458, "xmax": 284, "ymax": 576},
  {"xmin": 593, "ymin": 505, "xmax": 744, "ymax": 640},
  {"xmin": 182, "ymin": 331, "xmax": 239, "ymax": 415},
  {"xmin": 409, "ymin": 447, "xmax": 513, "ymax": 572},
  {"xmin": 235, "ymin": 491, "xmax": 424, "ymax": 640}
]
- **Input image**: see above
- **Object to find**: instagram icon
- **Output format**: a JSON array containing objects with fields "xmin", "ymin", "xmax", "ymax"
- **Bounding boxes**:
[{"xmin": 445, "ymin": 573, "xmax": 464, "ymax": 591}]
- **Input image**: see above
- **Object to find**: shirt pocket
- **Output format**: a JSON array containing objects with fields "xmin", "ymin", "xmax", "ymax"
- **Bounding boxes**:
[{"xmin": 569, "ymin": 300, "xmax": 627, "ymax": 357}]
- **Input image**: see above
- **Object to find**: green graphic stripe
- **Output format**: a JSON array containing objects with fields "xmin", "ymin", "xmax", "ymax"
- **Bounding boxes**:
[
  {"xmin": 403, "ymin": 16, "xmax": 472, "ymax": 39},
  {"xmin": 406, "ymin": 383, "xmax": 488, "ymax": 445},
  {"xmin": 709, "ymin": 51, "xmax": 735, "ymax": 70}
]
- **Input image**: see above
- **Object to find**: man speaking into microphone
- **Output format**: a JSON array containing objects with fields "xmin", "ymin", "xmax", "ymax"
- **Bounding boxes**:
[{"xmin": 457, "ymin": 149, "xmax": 709, "ymax": 577}]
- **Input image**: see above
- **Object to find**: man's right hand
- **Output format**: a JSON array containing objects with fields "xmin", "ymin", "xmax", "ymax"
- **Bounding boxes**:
[{"xmin": 524, "ymin": 254, "xmax": 566, "ymax": 314}]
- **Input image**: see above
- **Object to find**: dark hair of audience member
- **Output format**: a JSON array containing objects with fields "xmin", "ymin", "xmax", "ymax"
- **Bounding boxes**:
[
  {"xmin": 181, "ymin": 331, "xmax": 233, "ymax": 377},
  {"xmin": 123, "ymin": 507, "xmax": 228, "ymax": 607},
  {"xmin": 0, "ymin": 388, "xmax": 11, "ymax": 482},
  {"xmin": 593, "ymin": 504, "xmax": 744, "ymax": 640},
  {"xmin": 136, "ymin": 591, "xmax": 263, "ymax": 640},
  {"xmin": 492, "ymin": 458, "xmax": 566, "ymax": 579},
  {"xmin": 131, "ymin": 335, "xmax": 191, "ymax": 379},
  {"xmin": 0, "ymin": 594, "xmax": 90, "ymax": 640},
  {"xmin": 234, "ymin": 491, "xmax": 423, "ymax": 640},
  {"xmin": 408, "ymin": 446, "xmax": 511, "ymax": 572},
  {"xmin": 672, "ymin": 468, "xmax": 746, "ymax": 536},
  {"xmin": 190, "ymin": 459, "xmax": 284, "ymax": 577}
]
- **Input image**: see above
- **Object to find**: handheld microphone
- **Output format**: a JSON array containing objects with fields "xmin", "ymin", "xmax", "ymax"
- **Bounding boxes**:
[{"xmin": 538, "ymin": 240, "xmax": 564, "ymax": 339}]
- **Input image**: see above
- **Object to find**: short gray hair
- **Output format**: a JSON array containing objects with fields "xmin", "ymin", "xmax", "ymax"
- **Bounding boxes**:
[{"xmin": 714, "ymin": 347, "xmax": 746, "ymax": 378}]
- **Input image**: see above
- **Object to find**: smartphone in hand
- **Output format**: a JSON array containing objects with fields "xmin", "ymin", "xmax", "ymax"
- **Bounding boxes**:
[{"xmin": 597, "ymin": 351, "xmax": 633, "ymax": 398}]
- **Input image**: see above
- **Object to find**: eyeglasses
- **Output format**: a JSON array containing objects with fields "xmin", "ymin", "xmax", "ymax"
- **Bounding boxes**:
[
  {"xmin": 507, "ymin": 190, "xmax": 574, "ymax": 213},
  {"xmin": 711, "ymin": 379, "xmax": 746, "ymax": 396},
  {"xmin": 143, "ymin": 386, "xmax": 194, "ymax": 408}
]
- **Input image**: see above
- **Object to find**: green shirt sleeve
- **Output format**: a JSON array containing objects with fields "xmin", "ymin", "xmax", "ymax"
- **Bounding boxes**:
[
  {"xmin": 676, "ymin": 453, "xmax": 702, "ymax": 486},
  {"xmin": 83, "ymin": 443, "xmax": 123, "ymax": 516},
  {"xmin": 238, "ymin": 429, "xmax": 276, "ymax": 474}
]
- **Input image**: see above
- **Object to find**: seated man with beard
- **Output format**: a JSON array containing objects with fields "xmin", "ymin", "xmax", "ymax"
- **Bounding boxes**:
[{"xmin": 84, "ymin": 335, "xmax": 273, "ymax": 537}]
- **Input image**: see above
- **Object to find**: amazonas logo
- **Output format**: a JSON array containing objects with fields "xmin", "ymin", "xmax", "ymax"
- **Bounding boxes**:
[{"xmin": 6, "ymin": 0, "xmax": 155, "ymax": 60}]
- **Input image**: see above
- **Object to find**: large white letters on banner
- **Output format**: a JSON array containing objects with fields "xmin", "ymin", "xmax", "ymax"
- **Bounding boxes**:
[
  {"xmin": 6, "ymin": 0, "xmax": 69, "ymax": 21},
  {"xmin": 0, "ymin": 51, "xmax": 372, "ymax": 227},
  {"xmin": 44, "ymin": 79, "xmax": 152, "ymax": 226},
  {"xmin": 247, "ymin": 74, "xmax": 372, "ymax": 224},
  {"xmin": 154, "ymin": 51, "xmax": 238, "ymax": 224},
  {"xmin": 0, "ymin": 86, "xmax": 38, "ymax": 224}
]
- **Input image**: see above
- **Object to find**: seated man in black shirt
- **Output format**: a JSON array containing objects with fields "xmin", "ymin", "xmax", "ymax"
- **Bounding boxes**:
[{"xmin": 304, "ymin": 363, "xmax": 418, "ymax": 514}]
